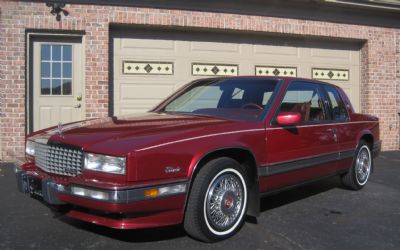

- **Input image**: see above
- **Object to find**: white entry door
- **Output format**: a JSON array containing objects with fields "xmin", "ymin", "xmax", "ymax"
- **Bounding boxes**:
[{"xmin": 33, "ymin": 41, "xmax": 85, "ymax": 131}]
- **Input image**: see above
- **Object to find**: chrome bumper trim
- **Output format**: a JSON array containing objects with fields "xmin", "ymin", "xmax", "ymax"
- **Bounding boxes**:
[{"xmin": 16, "ymin": 169, "xmax": 188, "ymax": 204}]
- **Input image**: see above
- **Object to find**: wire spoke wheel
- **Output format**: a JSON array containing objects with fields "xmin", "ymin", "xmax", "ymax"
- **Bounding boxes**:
[
  {"xmin": 355, "ymin": 146, "xmax": 371, "ymax": 185},
  {"xmin": 205, "ymin": 173, "xmax": 244, "ymax": 231},
  {"xmin": 184, "ymin": 158, "xmax": 248, "ymax": 242},
  {"xmin": 341, "ymin": 141, "xmax": 372, "ymax": 190}
]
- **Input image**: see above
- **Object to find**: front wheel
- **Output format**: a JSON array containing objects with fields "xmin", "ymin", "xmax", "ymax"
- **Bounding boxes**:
[
  {"xmin": 341, "ymin": 140, "xmax": 372, "ymax": 190},
  {"xmin": 184, "ymin": 157, "xmax": 248, "ymax": 242}
]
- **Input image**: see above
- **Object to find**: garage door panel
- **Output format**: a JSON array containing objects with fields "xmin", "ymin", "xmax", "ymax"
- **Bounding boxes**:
[
  {"xmin": 190, "ymin": 41, "xmax": 240, "ymax": 53},
  {"xmin": 119, "ymin": 76, "xmax": 178, "ymax": 82},
  {"xmin": 253, "ymin": 44, "xmax": 299, "ymax": 56},
  {"xmin": 119, "ymin": 99, "xmax": 166, "ymax": 115},
  {"xmin": 113, "ymin": 30, "xmax": 361, "ymax": 115},
  {"xmin": 311, "ymin": 48, "xmax": 352, "ymax": 60},
  {"xmin": 120, "ymin": 84, "xmax": 174, "ymax": 100},
  {"xmin": 340, "ymin": 87, "xmax": 354, "ymax": 105},
  {"xmin": 120, "ymin": 108, "xmax": 149, "ymax": 115},
  {"xmin": 121, "ymin": 38, "xmax": 176, "ymax": 51}
]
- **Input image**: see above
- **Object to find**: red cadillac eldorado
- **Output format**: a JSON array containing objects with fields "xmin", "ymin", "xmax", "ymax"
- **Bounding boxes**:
[{"xmin": 16, "ymin": 77, "xmax": 381, "ymax": 242}]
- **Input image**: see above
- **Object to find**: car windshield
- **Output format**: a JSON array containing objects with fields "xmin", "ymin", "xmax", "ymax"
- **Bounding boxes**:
[{"xmin": 159, "ymin": 78, "xmax": 279, "ymax": 121}]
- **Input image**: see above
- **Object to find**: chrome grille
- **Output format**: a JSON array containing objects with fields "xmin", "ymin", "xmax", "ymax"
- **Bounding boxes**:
[{"xmin": 35, "ymin": 142, "xmax": 83, "ymax": 177}]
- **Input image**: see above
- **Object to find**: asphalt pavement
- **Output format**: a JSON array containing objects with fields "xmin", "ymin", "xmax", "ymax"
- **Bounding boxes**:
[{"xmin": 1, "ymin": 151, "xmax": 399, "ymax": 250}]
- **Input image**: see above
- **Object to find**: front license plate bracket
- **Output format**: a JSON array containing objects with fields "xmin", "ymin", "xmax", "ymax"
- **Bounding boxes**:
[{"xmin": 28, "ymin": 177, "xmax": 43, "ymax": 197}]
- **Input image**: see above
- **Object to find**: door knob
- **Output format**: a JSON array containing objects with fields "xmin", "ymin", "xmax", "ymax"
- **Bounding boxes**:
[
  {"xmin": 74, "ymin": 103, "xmax": 81, "ymax": 108},
  {"xmin": 77, "ymin": 93, "xmax": 82, "ymax": 101}
]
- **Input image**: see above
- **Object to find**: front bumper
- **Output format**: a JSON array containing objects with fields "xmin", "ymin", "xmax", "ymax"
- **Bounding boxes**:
[{"xmin": 15, "ymin": 166, "xmax": 188, "ymax": 229}]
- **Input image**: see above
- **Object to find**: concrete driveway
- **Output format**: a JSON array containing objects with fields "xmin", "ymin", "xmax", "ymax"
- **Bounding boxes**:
[{"xmin": 1, "ymin": 151, "xmax": 399, "ymax": 250}]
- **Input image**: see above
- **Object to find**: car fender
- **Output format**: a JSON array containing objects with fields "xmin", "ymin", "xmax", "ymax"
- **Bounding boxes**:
[{"xmin": 185, "ymin": 146, "xmax": 261, "ymax": 217}]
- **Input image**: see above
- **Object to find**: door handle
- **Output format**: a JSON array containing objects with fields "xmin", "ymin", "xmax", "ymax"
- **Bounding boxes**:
[
  {"xmin": 74, "ymin": 103, "xmax": 81, "ymax": 108},
  {"xmin": 326, "ymin": 128, "xmax": 337, "ymax": 142},
  {"xmin": 326, "ymin": 128, "xmax": 337, "ymax": 133}
]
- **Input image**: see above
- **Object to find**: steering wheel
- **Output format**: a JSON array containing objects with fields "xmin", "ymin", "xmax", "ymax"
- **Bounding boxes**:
[{"xmin": 240, "ymin": 103, "xmax": 263, "ymax": 110}]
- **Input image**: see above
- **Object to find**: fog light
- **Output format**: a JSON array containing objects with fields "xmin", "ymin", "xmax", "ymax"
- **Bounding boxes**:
[{"xmin": 71, "ymin": 186, "xmax": 110, "ymax": 201}]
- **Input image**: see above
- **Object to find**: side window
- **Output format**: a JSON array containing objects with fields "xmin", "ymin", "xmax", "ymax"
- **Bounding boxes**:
[
  {"xmin": 324, "ymin": 85, "xmax": 349, "ymax": 121},
  {"xmin": 279, "ymin": 82, "xmax": 327, "ymax": 123}
]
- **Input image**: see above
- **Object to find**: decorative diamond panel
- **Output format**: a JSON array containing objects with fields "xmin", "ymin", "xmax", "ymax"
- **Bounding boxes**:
[
  {"xmin": 255, "ymin": 66, "xmax": 297, "ymax": 77},
  {"xmin": 123, "ymin": 61, "xmax": 174, "ymax": 75},
  {"xmin": 312, "ymin": 68, "xmax": 349, "ymax": 81},
  {"xmin": 192, "ymin": 63, "xmax": 238, "ymax": 76}
]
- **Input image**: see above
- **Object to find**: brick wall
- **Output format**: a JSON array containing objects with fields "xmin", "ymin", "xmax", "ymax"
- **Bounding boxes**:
[
  {"xmin": 0, "ymin": 1, "xmax": 399, "ymax": 160},
  {"xmin": 397, "ymin": 32, "xmax": 400, "ymax": 149}
]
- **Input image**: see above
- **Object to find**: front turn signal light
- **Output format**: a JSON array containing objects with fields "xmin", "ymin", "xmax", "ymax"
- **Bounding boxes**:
[{"xmin": 144, "ymin": 188, "xmax": 159, "ymax": 198}]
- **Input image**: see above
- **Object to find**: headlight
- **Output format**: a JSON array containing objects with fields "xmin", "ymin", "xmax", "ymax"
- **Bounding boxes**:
[
  {"xmin": 25, "ymin": 140, "xmax": 35, "ymax": 156},
  {"xmin": 84, "ymin": 153, "xmax": 126, "ymax": 175}
]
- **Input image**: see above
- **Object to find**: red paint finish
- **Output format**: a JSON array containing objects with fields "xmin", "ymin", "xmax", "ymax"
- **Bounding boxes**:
[
  {"xmin": 17, "ymin": 77, "xmax": 380, "ymax": 230},
  {"xmin": 66, "ymin": 209, "xmax": 184, "ymax": 230}
]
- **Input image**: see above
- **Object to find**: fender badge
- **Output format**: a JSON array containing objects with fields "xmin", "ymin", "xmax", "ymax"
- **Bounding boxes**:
[{"xmin": 165, "ymin": 166, "xmax": 181, "ymax": 174}]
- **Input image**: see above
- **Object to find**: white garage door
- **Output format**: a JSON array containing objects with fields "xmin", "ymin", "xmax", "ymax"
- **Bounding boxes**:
[{"xmin": 113, "ymin": 29, "xmax": 360, "ymax": 115}]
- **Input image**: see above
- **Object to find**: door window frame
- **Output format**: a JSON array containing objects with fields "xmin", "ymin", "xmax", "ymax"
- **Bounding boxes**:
[{"xmin": 270, "ymin": 80, "xmax": 332, "ymax": 126}]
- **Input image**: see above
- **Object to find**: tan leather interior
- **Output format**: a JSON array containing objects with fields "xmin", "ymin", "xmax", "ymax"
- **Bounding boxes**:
[{"xmin": 289, "ymin": 102, "xmax": 311, "ymax": 122}]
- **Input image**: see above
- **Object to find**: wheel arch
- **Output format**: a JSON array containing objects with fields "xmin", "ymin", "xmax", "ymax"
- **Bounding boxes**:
[
  {"xmin": 186, "ymin": 147, "xmax": 260, "ymax": 217},
  {"xmin": 357, "ymin": 130, "xmax": 374, "ymax": 150},
  {"xmin": 356, "ymin": 131, "xmax": 374, "ymax": 172}
]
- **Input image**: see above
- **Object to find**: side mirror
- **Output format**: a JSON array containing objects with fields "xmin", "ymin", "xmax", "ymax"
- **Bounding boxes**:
[{"xmin": 276, "ymin": 112, "xmax": 302, "ymax": 126}]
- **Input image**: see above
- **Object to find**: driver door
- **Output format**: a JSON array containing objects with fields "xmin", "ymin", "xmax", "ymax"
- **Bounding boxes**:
[{"xmin": 262, "ymin": 81, "xmax": 338, "ymax": 191}]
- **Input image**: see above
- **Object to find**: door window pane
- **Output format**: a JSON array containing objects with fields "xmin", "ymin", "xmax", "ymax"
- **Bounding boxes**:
[
  {"xmin": 41, "ymin": 79, "xmax": 51, "ymax": 95},
  {"xmin": 41, "ymin": 62, "xmax": 50, "ymax": 77},
  {"xmin": 279, "ymin": 82, "xmax": 327, "ymax": 123},
  {"xmin": 63, "ymin": 46, "xmax": 72, "ymax": 61},
  {"xmin": 62, "ymin": 80, "xmax": 72, "ymax": 95},
  {"xmin": 41, "ymin": 45, "xmax": 51, "ymax": 61},
  {"xmin": 52, "ymin": 79, "xmax": 62, "ymax": 95},
  {"xmin": 40, "ymin": 44, "xmax": 73, "ymax": 95},
  {"xmin": 52, "ymin": 62, "xmax": 61, "ymax": 78},
  {"xmin": 52, "ymin": 45, "xmax": 62, "ymax": 61},
  {"xmin": 63, "ymin": 62, "xmax": 72, "ymax": 78}
]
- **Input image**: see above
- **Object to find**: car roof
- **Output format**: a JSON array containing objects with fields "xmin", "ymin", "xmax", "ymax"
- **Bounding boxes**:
[{"xmin": 197, "ymin": 76, "xmax": 340, "ymax": 88}]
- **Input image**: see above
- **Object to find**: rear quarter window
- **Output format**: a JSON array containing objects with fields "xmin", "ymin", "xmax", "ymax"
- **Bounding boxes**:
[{"xmin": 324, "ymin": 85, "xmax": 349, "ymax": 121}]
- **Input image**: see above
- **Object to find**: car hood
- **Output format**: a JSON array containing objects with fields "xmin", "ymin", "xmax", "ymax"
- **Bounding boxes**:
[{"xmin": 31, "ymin": 112, "xmax": 242, "ymax": 155}]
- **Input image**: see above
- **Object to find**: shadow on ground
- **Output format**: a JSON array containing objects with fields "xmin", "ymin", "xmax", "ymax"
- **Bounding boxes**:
[{"xmin": 51, "ymin": 175, "xmax": 343, "ymax": 243}]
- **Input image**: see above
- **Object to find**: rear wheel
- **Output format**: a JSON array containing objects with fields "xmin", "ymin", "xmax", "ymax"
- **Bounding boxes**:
[
  {"xmin": 184, "ymin": 157, "xmax": 248, "ymax": 242},
  {"xmin": 341, "ymin": 140, "xmax": 372, "ymax": 190}
]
